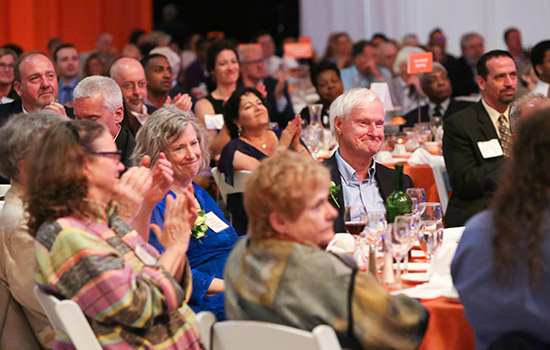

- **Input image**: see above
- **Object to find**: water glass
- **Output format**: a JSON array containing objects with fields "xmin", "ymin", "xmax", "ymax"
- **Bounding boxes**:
[{"xmin": 386, "ymin": 215, "xmax": 413, "ymax": 289}]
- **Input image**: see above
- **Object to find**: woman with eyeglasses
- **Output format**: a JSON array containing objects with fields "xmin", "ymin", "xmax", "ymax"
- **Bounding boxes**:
[
  {"xmin": 27, "ymin": 119, "xmax": 202, "ymax": 349},
  {"xmin": 0, "ymin": 48, "xmax": 18, "ymax": 104}
]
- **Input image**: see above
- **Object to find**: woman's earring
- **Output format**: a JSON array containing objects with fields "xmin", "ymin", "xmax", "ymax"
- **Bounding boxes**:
[{"xmin": 237, "ymin": 125, "xmax": 242, "ymax": 136}]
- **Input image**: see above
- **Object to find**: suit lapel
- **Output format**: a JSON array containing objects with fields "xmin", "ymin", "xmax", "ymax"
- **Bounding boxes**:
[
  {"xmin": 475, "ymin": 101, "xmax": 499, "ymax": 140},
  {"xmin": 323, "ymin": 155, "xmax": 346, "ymax": 232},
  {"xmin": 374, "ymin": 163, "xmax": 393, "ymax": 202}
]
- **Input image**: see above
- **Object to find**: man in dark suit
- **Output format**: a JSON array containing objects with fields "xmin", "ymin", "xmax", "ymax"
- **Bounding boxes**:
[
  {"xmin": 403, "ymin": 62, "xmax": 473, "ymax": 128},
  {"xmin": 73, "ymin": 76, "xmax": 136, "ymax": 169},
  {"xmin": 443, "ymin": 50, "xmax": 517, "ymax": 227},
  {"xmin": 446, "ymin": 32, "xmax": 484, "ymax": 97},
  {"xmin": 239, "ymin": 45, "xmax": 294, "ymax": 128},
  {"xmin": 322, "ymin": 88, "xmax": 413, "ymax": 232},
  {"xmin": 0, "ymin": 51, "xmax": 73, "ymax": 126}
]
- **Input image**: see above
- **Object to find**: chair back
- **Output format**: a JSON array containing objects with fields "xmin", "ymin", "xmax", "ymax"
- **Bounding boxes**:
[
  {"xmin": 211, "ymin": 167, "xmax": 251, "ymax": 204},
  {"xmin": 431, "ymin": 165, "xmax": 451, "ymax": 214},
  {"xmin": 196, "ymin": 311, "xmax": 343, "ymax": 350},
  {"xmin": 33, "ymin": 286, "xmax": 101, "ymax": 350}
]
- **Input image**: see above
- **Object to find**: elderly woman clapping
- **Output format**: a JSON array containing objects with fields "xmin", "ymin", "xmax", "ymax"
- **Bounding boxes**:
[
  {"xmin": 224, "ymin": 151, "xmax": 428, "ymax": 349},
  {"xmin": 132, "ymin": 106, "xmax": 237, "ymax": 321},
  {"xmin": 27, "ymin": 119, "xmax": 202, "ymax": 349}
]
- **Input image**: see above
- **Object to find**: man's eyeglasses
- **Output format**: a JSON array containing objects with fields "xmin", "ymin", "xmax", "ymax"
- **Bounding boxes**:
[{"xmin": 90, "ymin": 150, "xmax": 122, "ymax": 163}]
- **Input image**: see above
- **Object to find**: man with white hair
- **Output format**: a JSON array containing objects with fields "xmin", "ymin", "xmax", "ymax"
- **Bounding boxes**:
[
  {"xmin": 390, "ymin": 46, "xmax": 428, "ymax": 115},
  {"xmin": 446, "ymin": 32, "xmax": 484, "ymax": 97},
  {"xmin": 73, "ymin": 76, "xmax": 135, "ymax": 168},
  {"xmin": 323, "ymin": 88, "xmax": 414, "ymax": 231}
]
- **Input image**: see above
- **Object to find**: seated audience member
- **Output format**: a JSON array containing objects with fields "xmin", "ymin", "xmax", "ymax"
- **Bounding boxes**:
[
  {"xmin": 401, "ymin": 33, "xmax": 420, "ymax": 47},
  {"xmin": 224, "ymin": 151, "xmax": 429, "ymax": 349},
  {"xmin": 0, "ymin": 112, "xmax": 67, "ymax": 349},
  {"xmin": 120, "ymin": 43, "xmax": 142, "ymax": 61},
  {"xmin": 377, "ymin": 41, "xmax": 398, "ymax": 77},
  {"xmin": 73, "ymin": 76, "xmax": 136, "ymax": 168},
  {"xmin": 403, "ymin": 62, "xmax": 473, "ymax": 128},
  {"xmin": 183, "ymin": 36, "xmax": 213, "ymax": 91},
  {"xmin": 427, "ymin": 28, "xmax": 457, "ymax": 67},
  {"xmin": 371, "ymin": 32, "xmax": 389, "ymax": 47},
  {"xmin": 239, "ymin": 45, "xmax": 294, "ymax": 128},
  {"xmin": 53, "ymin": 43, "xmax": 81, "ymax": 107},
  {"xmin": 529, "ymin": 40, "xmax": 550, "ymax": 96},
  {"xmin": 150, "ymin": 46, "xmax": 181, "ymax": 89},
  {"xmin": 504, "ymin": 27, "xmax": 529, "ymax": 66},
  {"xmin": 254, "ymin": 32, "xmax": 298, "ymax": 76},
  {"xmin": 0, "ymin": 48, "xmax": 18, "ymax": 104},
  {"xmin": 132, "ymin": 106, "xmax": 237, "ymax": 320},
  {"xmin": 446, "ymin": 32, "xmax": 484, "ymax": 97},
  {"xmin": 452, "ymin": 108, "xmax": 550, "ymax": 350},
  {"xmin": 340, "ymin": 40, "xmax": 388, "ymax": 91},
  {"xmin": 482, "ymin": 93, "xmax": 550, "ymax": 197},
  {"xmin": 0, "ymin": 51, "xmax": 73, "ymax": 126},
  {"xmin": 194, "ymin": 40, "xmax": 239, "ymax": 157},
  {"xmin": 218, "ymin": 87, "xmax": 308, "ymax": 235},
  {"xmin": 300, "ymin": 60, "xmax": 344, "ymax": 127},
  {"xmin": 390, "ymin": 46, "xmax": 428, "ymax": 115},
  {"xmin": 28, "ymin": 119, "xmax": 201, "ymax": 349},
  {"xmin": 443, "ymin": 50, "xmax": 517, "ymax": 227},
  {"xmin": 323, "ymin": 88, "xmax": 414, "ymax": 231},
  {"xmin": 46, "ymin": 37, "xmax": 63, "ymax": 59},
  {"xmin": 110, "ymin": 57, "xmax": 157, "ymax": 136},
  {"xmin": 83, "ymin": 53, "xmax": 107, "ymax": 78},
  {"xmin": 322, "ymin": 32, "xmax": 353, "ymax": 70}
]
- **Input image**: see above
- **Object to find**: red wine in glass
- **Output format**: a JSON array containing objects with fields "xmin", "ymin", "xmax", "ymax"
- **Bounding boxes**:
[{"xmin": 345, "ymin": 221, "xmax": 366, "ymax": 236}]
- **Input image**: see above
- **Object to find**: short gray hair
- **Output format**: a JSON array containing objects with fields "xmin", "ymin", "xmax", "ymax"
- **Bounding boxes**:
[
  {"xmin": 393, "ymin": 46, "xmax": 425, "ymax": 75},
  {"xmin": 510, "ymin": 93, "xmax": 550, "ymax": 130},
  {"xmin": 329, "ymin": 88, "xmax": 382, "ymax": 140},
  {"xmin": 74, "ymin": 76, "xmax": 123, "ymax": 112},
  {"xmin": 0, "ymin": 112, "xmax": 67, "ymax": 180},
  {"xmin": 131, "ymin": 105, "xmax": 211, "ymax": 171},
  {"xmin": 419, "ymin": 62, "xmax": 447, "ymax": 85},
  {"xmin": 460, "ymin": 32, "xmax": 482, "ymax": 49}
]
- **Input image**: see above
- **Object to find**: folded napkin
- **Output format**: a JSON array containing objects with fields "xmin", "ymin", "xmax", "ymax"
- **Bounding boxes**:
[
  {"xmin": 443, "ymin": 226, "xmax": 465, "ymax": 243},
  {"xmin": 326, "ymin": 233, "xmax": 355, "ymax": 255},
  {"xmin": 407, "ymin": 147, "xmax": 445, "ymax": 167}
]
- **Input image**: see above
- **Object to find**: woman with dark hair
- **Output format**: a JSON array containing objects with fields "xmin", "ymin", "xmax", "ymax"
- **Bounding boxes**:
[
  {"xmin": 27, "ymin": 120, "xmax": 202, "ymax": 349},
  {"xmin": 83, "ymin": 52, "xmax": 107, "ymax": 77},
  {"xmin": 0, "ymin": 48, "xmax": 18, "ymax": 104},
  {"xmin": 217, "ymin": 87, "xmax": 307, "ymax": 234},
  {"xmin": 132, "ymin": 106, "xmax": 237, "ymax": 321},
  {"xmin": 300, "ymin": 60, "xmax": 344, "ymax": 128},
  {"xmin": 193, "ymin": 39, "xmax": 240, "ymax": 157},
  {"xmin": 451, "ymin": 109, "xmax": 550, "ymax": 349}
]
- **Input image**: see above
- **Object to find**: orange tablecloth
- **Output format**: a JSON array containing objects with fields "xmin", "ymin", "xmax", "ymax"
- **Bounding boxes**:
[
  {"xmin": 382, "ymin": 163, "xmax": 439, "ymax": 203},
  {"xmin": 419, "ymin": 298, "xmax": 475, "ymax": 350}
]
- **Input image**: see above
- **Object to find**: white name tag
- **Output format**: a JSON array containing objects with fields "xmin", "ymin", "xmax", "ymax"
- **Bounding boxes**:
[
  {"xmin": 204, "ymin": 114, "xmax": 224, "ymax": 130},
  {"xmin": 205, "ymin": 212, "xmax": 230, "ymax": 233},
  {"xmin": 477, "ymin": 139, "xmax": 503, "ymax": 159},
  {"xmin": 135, "ymin": 245, "xmax": 157, "ymax": 266}
]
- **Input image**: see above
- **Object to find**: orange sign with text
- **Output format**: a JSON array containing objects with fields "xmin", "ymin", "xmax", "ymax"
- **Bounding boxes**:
[
  {"xmin": 298, "ymin": 36, "xmax": 312, "ymax": 43},
  {"xmin": 284, "ymin": 43, "xmax": 313, "ymax": 58},
  {"xmin": 407, "ymin": 52, "xmax": 433, "ymax": 74}
]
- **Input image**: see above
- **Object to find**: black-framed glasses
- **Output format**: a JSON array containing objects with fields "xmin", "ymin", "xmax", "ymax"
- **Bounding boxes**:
[{"xmin": 90, "ymin": 150, "xmax": 122, "ymax": 163}]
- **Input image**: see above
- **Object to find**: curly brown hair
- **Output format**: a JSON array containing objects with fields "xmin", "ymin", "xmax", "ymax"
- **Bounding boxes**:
[
  {"xmin": 27, "ymin": 120, "xmax": 108, "ymax": 236},
  {"xmin": 491, "ymin": 108, "xmax": 550, "ymax": 288}
]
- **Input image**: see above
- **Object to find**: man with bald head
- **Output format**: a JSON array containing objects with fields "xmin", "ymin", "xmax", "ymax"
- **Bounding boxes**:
[
  {"xmin": 110, "ymin": 57, "xmax": 156, "ymax": 136},
  {"xmin": 239, "ymin": 45, "xmax": 294, "ymax": 128},
  {"xmin": 0, "ymin": 51, "xmax": 73, "ymax": 126},
  {"xmin": 403, "ymin": 63, "xmax": 472, "ymax": 127},
  {"xmin": 73, "ymin": 76, "xmax": 136, "ymax": 168}
]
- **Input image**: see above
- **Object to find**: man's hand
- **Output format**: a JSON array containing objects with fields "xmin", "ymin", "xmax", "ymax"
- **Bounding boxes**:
[{"xmin": 44, "ymin": 102, "xmax": 68, "ymax": 116}]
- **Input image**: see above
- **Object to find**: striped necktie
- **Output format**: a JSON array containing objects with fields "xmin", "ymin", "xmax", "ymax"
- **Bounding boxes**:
[{"xmin": 498, "ymin": 114, "xmax": 512, "ymax": 157}]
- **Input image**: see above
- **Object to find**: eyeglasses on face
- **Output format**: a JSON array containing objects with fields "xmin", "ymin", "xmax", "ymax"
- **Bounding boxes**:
[{"xmin": 89, "ymin": 150, "xmax": 123, "ymax": 163}]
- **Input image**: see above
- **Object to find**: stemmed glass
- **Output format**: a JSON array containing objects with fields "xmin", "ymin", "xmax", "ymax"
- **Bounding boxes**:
[
  {"xmin": 406, "ymin": 188, "xmax": 427, "ymax": 207},
  {"xmin": 385, "ymin": 215, "xmax": 413, "ymax": 289},
  {"xmin": 418, "ymin": 202, "xmax": 444, "ymax": 277},
  {"xmin": 364, "ymin": 211, "xmax": 387, "ymax": 276},
  {"xmin": 344, "ymin": 206, "xmax": 367, "ymax": 252}
]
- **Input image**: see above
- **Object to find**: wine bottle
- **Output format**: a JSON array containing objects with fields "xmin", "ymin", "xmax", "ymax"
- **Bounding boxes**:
[{"xmin": 386, "ymin": 164, "xmax": 412, "ymax": 223}]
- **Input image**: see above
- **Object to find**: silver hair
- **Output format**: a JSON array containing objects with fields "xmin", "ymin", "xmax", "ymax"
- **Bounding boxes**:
[
  {"xmin": 393, "ymin": 46, "xmax": 425, "ymax": 75},
  {"xmin": 460, "ymin": 32, "xmax": 482, "ymax": 49},
  {"xmin": 238, "ymin": 45, "xmax": 261, "ymax": 63},
  {"xmin": 329, "ymin": 88, "xmax": 383, "ymax": 140},
  {"xmin": 509, "ymin": 93, "xmax": 550, "ymax": 130},
  {"xmin": 0, "ymin": 111, "xmax": 68, "ymax": 180},
  {"xmin": 419, "ymin": 62, "xmax": 447, "ymax": 84},
  {"xmin": 74, "ymin": 76, "xmax": 123, "ymax": 112},
  {"xmin": 131, "ymin": 105, "xmax": 211, "ymax": 171}
]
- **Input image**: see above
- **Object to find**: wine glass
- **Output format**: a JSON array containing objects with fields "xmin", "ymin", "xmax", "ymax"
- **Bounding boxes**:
[
  {"xmin": 418, "ymin": 202, "xmax": 443, "ymax": 277},
  {"xmin": 406, "ymin": 188, "xmax": 427, "ymax": 207},
  {"xmin": 386, "ymin": 215, "xmax": 413, "ymax": 289},
  {"xmin": 364, "ymin": 211, "xmax": 387, "ymax": 275},
  {"xmin": 344, "ymin": 206, "xmax": 367, "ymax": 251}
]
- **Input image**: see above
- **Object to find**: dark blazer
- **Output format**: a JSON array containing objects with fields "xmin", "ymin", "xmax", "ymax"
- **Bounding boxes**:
[
  {"xmin": 323, "ymin": 154, "xmax": 414, "ymax": 232},
  {"xmin": 0, "ymin": 100, "xmax": 74, "ymax": 126},
  {"xmin": 442, "ymin": 101, "xmax": 504, "ymax": 227},
  {"xmin": 402, "ymin": 99, "xmax": 474, "ymax": 128},
  {"xmin": 121, "ymin": 103, "xmax": 157, "ymax": 137},
  {"xmin": 262, "ymin": 77, "xmax": 295, "ymax": 129},
  {"xmin": 446, "ymin": 56, "xmax": 479, "ymax": 97},
  {"xmin": 116, "ymin": 126, "xmax": 137, "ymax": 169}
]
